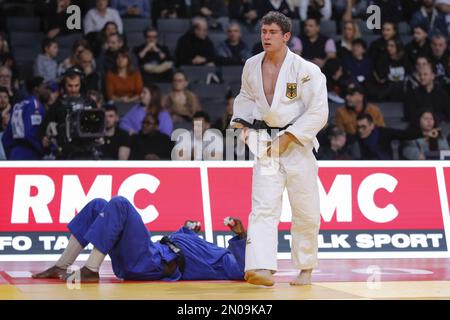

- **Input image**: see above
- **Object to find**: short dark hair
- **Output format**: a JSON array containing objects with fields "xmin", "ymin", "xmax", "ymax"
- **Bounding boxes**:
[
  {"xmin": 26, "ymin": 76, "xmax": 45, "ymax": 93},
  {"xmin": 356, "ymin": 113, "xmax": 374, "ymax": 123},
  {"xmin": 193, "ymin": 111, "xmax": 211, "ymax": 123},
  {"xmin": 42, "ymin": 37, "xmax": 57, "ymax": 53},
  {"xmin": 144, "ymin": 112, "xmax": 159, "ymax": 125},
  {"xmin": 352, "ymin": 38, "xmax": 367, "ymax": 49},
  {"xmin": 104, "ymin": 104, "xmax": 118, "ymax": 114},
  {"xmin": 143, "ymin": 27, "xmax": 157, "ymax": 38},
  {"xmin": 261, "ymin": 11, "xmax": 292, "ymax": 34}
]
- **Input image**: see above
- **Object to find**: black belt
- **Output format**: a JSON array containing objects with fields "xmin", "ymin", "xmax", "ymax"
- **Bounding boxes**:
[
  {"xmin": 160, "ymin": 236, "xmax": 185, "ymax": 277},
  {"xmin": 233, "ymin": 118, "xmax": 292, "ymax": 133}
]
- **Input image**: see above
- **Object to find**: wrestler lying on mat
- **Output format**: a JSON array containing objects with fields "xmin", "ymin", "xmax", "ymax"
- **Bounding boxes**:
[{"xmin": 33, "ymin": 196, "xmax": 247, "ymax": 283}]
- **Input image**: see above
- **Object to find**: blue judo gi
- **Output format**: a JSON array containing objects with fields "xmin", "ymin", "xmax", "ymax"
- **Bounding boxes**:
[
  {"xmin": 68, "ymin": 196, "xmax": 246, "ymax": 281},
  {"xmin": 2, "ymin": 95, "xmax": 46, "ymax": 160}
]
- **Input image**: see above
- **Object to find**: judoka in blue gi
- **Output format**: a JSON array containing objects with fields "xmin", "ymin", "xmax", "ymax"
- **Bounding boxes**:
[
  {"xmin": 2, "ymin": 77, "xmax": 50, "ymax": 160},
  {"xmin": 33, "ymin": 196, "xmax": 247, "ymax": 282}
]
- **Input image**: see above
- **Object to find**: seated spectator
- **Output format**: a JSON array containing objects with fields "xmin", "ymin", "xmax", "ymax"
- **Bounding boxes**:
[
  {"xmin": 410, "ymin": 0, "xmax": 448, "ymax": 37},
  {"xmin": 299, "ymin": 16, "xmax": 336, "ymax": 68},
  {"xmin": 367, "ymin": 38, "xmax": 411, "ymax": 101},
  {"xmin": 323, "ymin": 58, "xmax": 354, "ymax": 104},
  {"xmin": 299, "ymin": 0, "xmax": 332, "ymax": 21},
  {"xmin": 356, "ymin": 113, "xmax": 428, "ymax": 160},
  {"xmin": 45, "ymin": 0, "xmax": 74, "ymax": 38},
  {"xmin": 192, "ymin": 0, "xmax": 227, "ymax": 30},
  {"xmin": 430, "ymin": 34, "xmax": 450, "ymax": 87},
  {"xmin": 316, "ymin": 125, "xmax": 361, "ymax": 160},
  {"xmin": 120, "ymin": 85, "xmax": 173, "ymax": 136},
  {"xmin": 2, "ymin": 77, "xmax": 51, "ymax": 160},
  {"xmin": 0, "ymin": 32, "xmax": 10, "ymax": 66},
  {"xmin": 172, "ymin": 111, "xmax": 223, "ymax": 160},
  {"xmin": 368, "ymin": 21, "xmax": 398, "ymax": 62},
  {"xmin": 228, "ymin": 0, "xmax": 260, "ymax": 31},
  {"xmin": 0, "ymin": 66, "xmax": 23, "ymax": 105},
  {"xmin": 175, "ymin": 17, "xmax": 216, "ymax": 66},
  {"xmin": 162, "ymin": 71, "xmax": 202, "ymax": 125},
  {"xmin": 335, "ymin": 82, "xmax": 385, "ymax": 136},
  {"xmin": 0, "ymin": 86, "xmax": 11, "ymax": 132},
  {"xmin": 127, "ymin": 113, "xmax": 174, "ymax": 160},
  {"xmin": 106, "ymin": 49, "xmax": 143, "ymax": 104},
  {"xmin": 133, "ymin": 27, "xmax": 174, "ymax": 83},
  {"xmin": 110, "ymin": 0, "xmax": 150, "ymax": 18},
  {"xmin": 216, "ymin": 22, "xmax": 251, "ymax": 65},
  {"xmin": 257, "ymin": 0, "xmax": 298, "ymax": 19},
  {"xmin": 401, "ymin": 109, "xmax": 449, "ymax": 159},
  {"xmin": 336, "ymin": 20, "xmax": 362, "ymax": 60},
  {"xmin": 88, "ymin": 21, "xmax": 120, "ymax": 58},
  {"xmin": 151, "ymin": 0, "xmax": 191, "ymax": 25},
  {"xmin": 342, "ymin": 38, "xmax": 373, "ymax": 86},
  {"xmin": 404, "ymin": 55, "xmax": 433, "ymax": 91},
  {"xmin": 97, "ymin": 104, "xmax": 130, "ymax": 160},
  {"xmin": 404, "ymin": 63, "xmax": 450, "ymax": 123},
  {"xmin": 33, "ymin": 38, "xmax": 59, "ymax": 83},
  {"xmin": 98, "ymin": 33, "xmax": 126, "ymax": 74},
  {"xmin": 436, "ymin": 0, "xmax": 450, "ymax": 35},
  {"xmin": 83, "ymin": 0, "xmax": 123, "ymax": 35},
  {"xmin": 58, "ymin": 39, "xmax": 91, "ymax": 76},
  {"xmin": 77, "ymin": 49, "xmax": 101, "ymax": 92},
  {"xmin": 213, "ymin": 91, "xmax": 235, "ymax": 134},
  {"xmin": 46, "ymin": 80, "xmax": 60, "ymax": 106},
  {"xmin": 405, "ymin": 23, "xmax": 432, "ymax": 66}
]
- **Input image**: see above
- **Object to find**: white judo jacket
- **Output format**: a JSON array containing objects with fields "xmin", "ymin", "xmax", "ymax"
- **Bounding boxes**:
[{"xmin": 231, "ymin": 48, "xmax": 329, "ymax": 151}]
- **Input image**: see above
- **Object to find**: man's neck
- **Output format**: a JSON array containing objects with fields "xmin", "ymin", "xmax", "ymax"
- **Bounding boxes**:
[
  {"xmin": 425, "ymin": 83, "xmax": 434, "ymax": 92},
  {"xmin": 105, "ymin": 126, "xmax": 115, "ymax": 137},
  {"xmin": 308, "ymin": 34, "xmax": 319, "ymax": 42},
  {"xmin": 264, "ymin": 46, "xmax": 288, "ymax": 66}
]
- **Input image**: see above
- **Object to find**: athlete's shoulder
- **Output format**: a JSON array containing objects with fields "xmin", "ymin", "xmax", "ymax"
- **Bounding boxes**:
[
  {"xmin": 243, "ymin": 52, "xmax": 264, "ymax": 68},
  {"xmin": 292, "ymin": 54, "xmax": 322, "ymax": 75}
]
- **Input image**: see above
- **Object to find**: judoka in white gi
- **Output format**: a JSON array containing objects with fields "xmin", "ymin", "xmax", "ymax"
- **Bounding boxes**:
[{"xmin": 230, "ymin": 11, "xmax": 329, "ymax": 286}]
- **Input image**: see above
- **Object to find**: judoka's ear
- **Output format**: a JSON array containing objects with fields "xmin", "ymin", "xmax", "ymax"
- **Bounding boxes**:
[{"xmin": 283, "ymin": 31, "xmax": 291, "ymax": 44}]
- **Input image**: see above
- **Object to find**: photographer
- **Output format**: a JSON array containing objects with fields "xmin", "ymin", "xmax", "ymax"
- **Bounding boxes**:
[{"xmin": 40, "ymin": 67, "xmax": 103, "ymax": 159}]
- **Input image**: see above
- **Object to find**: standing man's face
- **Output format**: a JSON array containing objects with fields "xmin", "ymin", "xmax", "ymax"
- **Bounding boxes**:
[
  {"xmin": 261, "ymin": 23, "xmax": 290, "ymax": 53},
  {"xmin": 65, "ymin": 76, "xmax": 81, "ymax": 97}
]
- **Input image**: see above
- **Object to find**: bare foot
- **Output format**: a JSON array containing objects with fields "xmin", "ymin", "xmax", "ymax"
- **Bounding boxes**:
[
  {"xmin": 32, "ymin": 265, "xmax": 67, "ymax": 279},
  {"xmin": 63, "ymin": 266, "xmax": 100, "ymax": 283},
  {"xmin": 224, "ymin": 217, "xmax": 247, "ymax": 239},
  {"xmin": 290, "ymin": 269, "xmax": 313, "ymax": 286},
  {"xmin": 245, "ymin": 269, "xmax": 274, "ymax": 286}
]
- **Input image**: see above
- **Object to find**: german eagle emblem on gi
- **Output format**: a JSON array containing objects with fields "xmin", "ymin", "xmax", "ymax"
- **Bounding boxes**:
[{"xmin": 286, "ymin": 83, "xmax": 297, "ymax": 99}]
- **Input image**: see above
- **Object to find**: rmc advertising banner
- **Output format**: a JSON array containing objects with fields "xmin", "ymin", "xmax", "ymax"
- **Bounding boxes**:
[{"xmin": 0, "ymin": 161, "xmax": 449, "ymax": 261}]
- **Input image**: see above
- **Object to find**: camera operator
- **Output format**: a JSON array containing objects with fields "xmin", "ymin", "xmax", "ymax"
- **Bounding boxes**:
[{"xmin": 40, "ymin": 67, "xmax": 103, "ymax": 159}]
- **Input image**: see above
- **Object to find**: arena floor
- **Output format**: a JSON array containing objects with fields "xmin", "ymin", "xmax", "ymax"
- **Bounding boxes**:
[{"xmin": 1, "ymin": 259, "xmax": 449, "ymax": 300}]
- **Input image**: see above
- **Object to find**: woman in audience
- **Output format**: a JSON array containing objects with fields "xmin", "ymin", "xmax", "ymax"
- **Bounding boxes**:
[
  {"xmin": 336, "ymin": 20, "xmax": 361, "ymax": 59},
  {"xmin": 58, "ymin": 39, "xmax": 91, "ymax": 76}
]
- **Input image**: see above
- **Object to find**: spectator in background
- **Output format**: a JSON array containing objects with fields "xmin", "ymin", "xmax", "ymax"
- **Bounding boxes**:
[
  {"xmin": 257, "ymin": 0, "xmax": 298, "ymax": 19},
  {"xmin": 372, "ymin": 0, "xmax": 404, "ymax": 24},
  {"xmin": 0, "ymin": 66, "xmax": 23, "ymax": 105},
  {"xmin": 213, "ymin": 91, "xmax": 235, "ymax": 134},
  {"xmin": 228, "ymin": 0, "xmax": 260, "ymax": 31},
  {"xmin": 46, "ymin": 81, "xmax": 60, "ymax": 106},
  {"xmin": 110, "ymin": 0, "xmax": 150, "ymax": 18},
  {"xmin": 356, "ymin": 112, "xmax": 426, "ymax": 160},
  {"xmin": 120, "ymin": 85, "xmax": 173, "ymax": 136},
  {"xmin": 336, "ymin": 20, "xmax": 361, "ymax": 60},
  {"xmin": 368, "ymin": 38, "xmax": 411, "ymax": 101},
  {"xmin": 299, "ymin": 0, "xmax": 332, "ymax": 21},
  {"xmin": 97, "ymin": 104, "xmax": 130, "ymax": 160},
  {"xmin": 33, "ymin": 38, "xmax": 59, "ymax": 83},
  {"xmin": 162, "ymin": 71, "xmax": 202, "ymax": 125},
  {"xmin": 88, "ymin": 90, "xmax": 105, "ymax": 108},
  {"xmin": 0, "ymin": 86, "xmax": 11, "ymax": 132},
  {"xmin": 342, "ymin": 38, "xmax": 373, "ymax": 86},
  {"xmin": 368, "ymin": 21, "xmax": 398, "ymax": 62},
  {"xmin": 299, "ymin": 16, "xmax": 336, "ymax": 68},
  {"xmin": 436, "ymin": 0, "xmax": 450, "ymax": 35},
  {"xmin": 216, "ymin": 22, "xmax": 251, "ymax": 65},
  {"xmin": 0, "ymin": 32, "xmax": 10, "ymax": 66},
  {"xmin": 430, "ymin": 34, "xmax": 450, "ymax": 86},
  {"xmin": 316, "ymin": 125, "xmax": 361, "ymax": 160},
  {"xmin": 84, "ymin": 0, "xmax": 123, "ymax": 35},
  {"xmin": 323, "ymin": 58, "xmax": 354, "ymax": 104},
  {"xmin": 98, "ymin": 33, "xmax": 126, "ymax": 74},
  {"xmin": 335, "ymin": 82, "xmax": 385, "ymax": 136},
  {"xmin": 192, "ymin": 0, "xmax": 227, "ymax": 30},
  {"xmin": 404, "ymin": 63, "xmax": 450, "ymax": 123},
  {"xmin": 127, "ymin": 113, "xmax": 174, "ymax": 160},
  {"xmin": 134, "ymin": 27, "xmax": 174, "ymax": 83},
  {"xmin": 405, "ymin": 23, "xmax": 432, "ymax": 66},
  {"xmin": 175, "ymin": 17, "xmax": 216, "ymax": 66},
  {"xmin": 2, "ymin": 77, "xmax": 51, "ymax": 160},
  {"xmin": 58, "ymin": 39, "xmax": 91, "ymax": 76},
  {"xmin": 77, "ymin": 49, "xmax": 101, "ymax": 92},
  {"xmin": 410, "ymin": 0, "xmax": 448, "ymax": 37},
  {"xmin": 401, "ymin": 109, "xmax": 449, "ymax": 159},
  {"xmin": 341, "ymin": 0, "xmax": 371, "ymax": 22},
  {"xmin": 404, "ymin": 54, "xmax": 433, "ymax": 91},
  {"xmin": 106, "ymin": 48, "xmax": 143, "ymax": 104},
  {"xmin": 151, "ymin": 0, "xmax": 191, "ymax": 25},
  {"xmin": 86, "ymin": 21, "xmax": 121, "ymax": 58},
  {"xmin": 45, "ymin": 0, "xmax": 73, "ymax": 38}
]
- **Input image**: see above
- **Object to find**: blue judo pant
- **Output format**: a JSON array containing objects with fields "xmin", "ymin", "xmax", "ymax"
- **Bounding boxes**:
[{"xmin": 67, "ymin": 196, "xmax": 246, "ymax": 281}]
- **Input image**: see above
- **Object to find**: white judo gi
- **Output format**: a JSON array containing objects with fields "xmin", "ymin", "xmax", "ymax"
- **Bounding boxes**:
[{"xmin": 231, "ymin": 48, "xmax": 329, "ymax": 272}]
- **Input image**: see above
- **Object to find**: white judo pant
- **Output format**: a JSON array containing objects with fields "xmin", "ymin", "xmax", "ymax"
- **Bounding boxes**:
[{"xmin": 244, "ymin": 143, "xmax": 321, "ymax": 272}]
